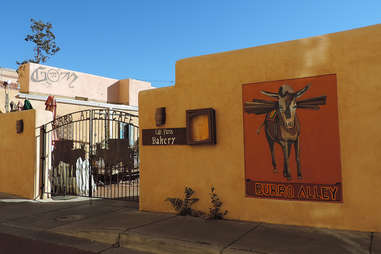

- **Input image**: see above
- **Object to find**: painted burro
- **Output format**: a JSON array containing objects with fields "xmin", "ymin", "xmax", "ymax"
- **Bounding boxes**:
[{"xmin": 242, "ymin": 74, "xmax": 342, "ymax": 202}]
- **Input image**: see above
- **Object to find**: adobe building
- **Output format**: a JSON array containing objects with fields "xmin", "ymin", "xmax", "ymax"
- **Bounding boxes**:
[
  {"xmin": 7, "ymin": 62, "xmax": 153, "ymax": 115},
  {"xmin": 139, "ymin": 24, "xmax": 381, "ymax": 232},
  {"xmin": 0, "ymin": 63, "xmax": 153, "ymax": 199}
]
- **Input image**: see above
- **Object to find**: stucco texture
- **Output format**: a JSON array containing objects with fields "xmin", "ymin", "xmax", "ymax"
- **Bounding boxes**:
[
  {"xmin": 139, "ymin": 24, "xmax": 381, "ymax": 232},
  {"xmin": 0, "ymin": 110, "xmax": 37, "ymax": 199},
  {"xmin": 20, "ymin": 63, "xmax": 118, "ymax": 102},
  {"xmin": 108, "ymin": 79, "xmax": 153, "ymax": 106},
  {"xmin": 0, "ymin": 88, "xmax": 20, "ymax": 113}
]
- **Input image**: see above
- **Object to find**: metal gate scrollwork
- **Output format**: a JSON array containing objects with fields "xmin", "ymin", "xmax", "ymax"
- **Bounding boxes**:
[{"xmin": 38, "ymin": 109, "xmax": 139, "ymax": 200}]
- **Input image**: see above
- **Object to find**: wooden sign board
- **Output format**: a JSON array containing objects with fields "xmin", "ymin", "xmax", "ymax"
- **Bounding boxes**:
[{"xmin": 142, "ymin": 128, "xmax": 187, "ymax": 145}]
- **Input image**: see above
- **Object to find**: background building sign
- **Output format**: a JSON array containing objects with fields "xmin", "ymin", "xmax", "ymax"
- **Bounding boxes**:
[
  {"xmin": 23, "ymin": 63, "xmax": 118, "ymax": 102},
  {"xmin": 142, "ymin": 128, "xmax": 187, "ymax": 145},
  {"xmin": 242, "ymin": 74, "xmax": 342, "ymax": 202},
  {"xmin": 31, "ymin": 66, "xmax": 78, "ymax": 87}
]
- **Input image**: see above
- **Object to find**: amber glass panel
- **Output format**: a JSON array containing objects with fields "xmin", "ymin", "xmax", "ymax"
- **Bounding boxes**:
[{"xmin": 190, "ymin": 114, "xmax": 209, "ymax": 141}]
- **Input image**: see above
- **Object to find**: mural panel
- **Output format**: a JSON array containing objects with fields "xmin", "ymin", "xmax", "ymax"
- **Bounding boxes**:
[{"xmin": 242, "ymin": 74, "xmax": 342, "ymax": 202}]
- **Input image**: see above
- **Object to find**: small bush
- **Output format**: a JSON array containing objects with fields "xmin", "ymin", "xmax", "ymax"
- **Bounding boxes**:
[
  {"xmin": 207, "ymin": 186, "xmax": 228, "ymax": 220},
  {"xmin": 166, "ymin": 187, "xmax": 203, "ymax": 216}
]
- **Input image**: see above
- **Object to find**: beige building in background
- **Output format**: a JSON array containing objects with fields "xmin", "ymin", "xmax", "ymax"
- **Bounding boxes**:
[
  {"xmin": 0, "ymin": 63, "xmax": 154, "ymax": 116},
  {"xmin": 0, "ymin": 67, "xmax": 18, "ymax": 84}
]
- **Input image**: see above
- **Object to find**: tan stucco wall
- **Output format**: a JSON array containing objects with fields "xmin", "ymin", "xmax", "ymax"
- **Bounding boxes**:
[
  {"xmin": 18, "ymin": 63, "xmax": 153, "ymax": 107},
  {"xmin": 0, "ymin": 88, "xmax": 20, "ymax": 113},
  {"xmin": 115, "ymin": 79, "xmax": 130, "ymax": 105},
  {"xmin": 17, "ymin": 64, "xmax": 29, "ymax": 93},
  {"xmin": 128, "ymin": 79, "xmax": 153, "ymax": 107},
  {"xmin": 0, "ymin": 68, "xmax": 18, "ymax": 84},
  {"xmin": 108, "ymin": 79, "xmax": 153, "ymax": 106},
  {"xmin": 19, "ymin": 63, "xmax": 118, "ymax": 102},
  {"xmin": 0, "ymin": 110, "xmax": 37, "ymax": 199},
  {"xmin": 139, "ymin": 24, "xmax": 381, "ymax": 232}
]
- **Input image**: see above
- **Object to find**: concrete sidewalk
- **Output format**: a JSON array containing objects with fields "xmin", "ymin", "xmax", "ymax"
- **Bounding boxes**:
[{"xmin": 0, "ymin": 194, "xmax": 379, "ymax": 254}]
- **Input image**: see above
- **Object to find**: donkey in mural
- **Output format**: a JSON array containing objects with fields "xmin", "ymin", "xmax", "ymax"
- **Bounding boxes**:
[{"xmin": 244, "ymin": 84, "xmax": 326, "ymax": 180}]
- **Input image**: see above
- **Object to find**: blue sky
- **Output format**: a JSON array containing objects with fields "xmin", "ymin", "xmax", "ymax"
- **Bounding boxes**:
[{"xmin": 1, "ymin": 1, "xmax": 380, "ymax": 87}]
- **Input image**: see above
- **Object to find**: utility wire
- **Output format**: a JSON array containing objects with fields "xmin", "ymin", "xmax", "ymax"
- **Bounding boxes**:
[{"xmin": 130, "ymin": 77, "xmax": 175, "ymax": 84}]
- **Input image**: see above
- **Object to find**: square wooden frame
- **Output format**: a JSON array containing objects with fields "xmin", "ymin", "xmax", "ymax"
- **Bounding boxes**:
[{"xmin": 186, "ymin": 108, "xmax": 216, "ymax": 145}]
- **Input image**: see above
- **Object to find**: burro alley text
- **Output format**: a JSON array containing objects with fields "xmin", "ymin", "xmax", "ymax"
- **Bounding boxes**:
[{"xmin": 246, "ymin": 181, "xmax": 342, "ymax": 202}]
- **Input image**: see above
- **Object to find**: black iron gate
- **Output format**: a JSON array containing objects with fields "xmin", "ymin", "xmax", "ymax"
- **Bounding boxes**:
[{"xmin": 38, "ymin": 109, "xmax": 139, "ymax": 200}]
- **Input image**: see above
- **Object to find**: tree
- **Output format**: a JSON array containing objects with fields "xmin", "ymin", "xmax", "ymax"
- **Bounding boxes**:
[{"xmin": 17, "ymin": 18, "xmax": 60, "ymax": 66}]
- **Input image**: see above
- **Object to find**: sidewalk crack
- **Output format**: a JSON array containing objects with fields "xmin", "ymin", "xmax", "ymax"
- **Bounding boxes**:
[
  {"xmin": 220, "ymin": 222, "xmax": 262, "ymax": 254},
  {"xmin": 369, "ymin": 232, "xmax": 374, "ymax": 254},
  {"xmin": 97, "ymin": 233, "xmax": 121, "ymax": 253},
  {"xmin": 122, "ymin": 214, "xmax": 177, "ymax": 233}
]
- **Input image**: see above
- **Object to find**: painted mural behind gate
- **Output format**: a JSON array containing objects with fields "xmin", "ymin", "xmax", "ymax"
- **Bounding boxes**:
[{"xmin": 242, "ymin": 74, "xmax": 342, "ymax": 202}]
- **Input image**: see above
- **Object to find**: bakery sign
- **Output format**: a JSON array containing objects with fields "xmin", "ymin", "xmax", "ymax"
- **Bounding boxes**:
[
  {"xmin": 142, "ymin": 108, "xmax": 216, "ymax": 146},
  {"xmin": 142, "ymin": 128, "xmax": 187, "ymax": 145}
]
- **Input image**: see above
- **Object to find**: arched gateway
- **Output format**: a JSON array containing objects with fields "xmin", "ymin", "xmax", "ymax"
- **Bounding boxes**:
[{"xmin": 38, "ymin": 109, "xmax": 139, "ymax": 200}]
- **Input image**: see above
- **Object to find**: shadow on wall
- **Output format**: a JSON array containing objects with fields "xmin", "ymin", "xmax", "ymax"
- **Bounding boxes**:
[
  {"xmin": 107, "ymin": 79, "xmax": 154, "ymax": 107},
  {"xmin": 107, "ymin": 81, "xmax": 121, "ymax": 104}
]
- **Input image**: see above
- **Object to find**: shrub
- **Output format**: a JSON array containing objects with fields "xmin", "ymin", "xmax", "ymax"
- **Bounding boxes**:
[
  {"xmin": 166, "ymin": 187, "xmax": 203, "ymax": 216},
  {"xmin": 207, "ymin": 186, "xmax": 228, "ymax": 220}
]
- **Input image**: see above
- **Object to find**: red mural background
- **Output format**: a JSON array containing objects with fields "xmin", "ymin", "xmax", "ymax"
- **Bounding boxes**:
[{"xmin": 242, "ymin": 74, "xmax": 342, "ymax": 202}]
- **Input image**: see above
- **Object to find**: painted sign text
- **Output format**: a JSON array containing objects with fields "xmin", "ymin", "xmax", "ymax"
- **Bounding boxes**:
[
  {"xmin": 31, "ymin": 66, "xmax": 78, "ymax": 87},
  {"xmin": 246, "ymin": 180, "xmax": 342, "ymax": 202},
  {"xmin": 142, "ymin": 128, "xmax": 187, "ymax": 145}
]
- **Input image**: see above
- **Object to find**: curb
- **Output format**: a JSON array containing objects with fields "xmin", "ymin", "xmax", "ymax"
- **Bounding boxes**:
[
  {"xmin": 0, "ymin": 224, "xmax": 112, "ymax": 253},
  {"xmin": 120, "ymin": 231, "xmax": 222, "ymax": 254}
]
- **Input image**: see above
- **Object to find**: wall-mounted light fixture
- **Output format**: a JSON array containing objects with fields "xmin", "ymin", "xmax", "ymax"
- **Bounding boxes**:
[
  {"xmin": 155, "ymin": 107, "xmax": 166, "ymax": 126},
  {"xmin": 16, "ymin": 120, "xmax": 24, "ymax": 134}
]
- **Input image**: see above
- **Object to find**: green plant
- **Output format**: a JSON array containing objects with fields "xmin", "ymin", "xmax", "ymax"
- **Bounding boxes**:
[
  {"xmin": 166, "ymin": 187, "xmax": 202, "ymax": 216},
  {"xmin": 17, "ymin": 18, "xmax": 60, "ymax": 66},
  {"xmin": 207, "ymin": 186, "xmax": 228, "ymax": 220}
]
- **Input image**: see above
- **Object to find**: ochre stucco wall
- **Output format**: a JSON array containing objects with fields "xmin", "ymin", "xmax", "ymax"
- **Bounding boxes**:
[
  {"xmin": 0, "ymin": 110, "xmax": 37, "ymax": 199},
  {"xmin": 139, "ymin": 24, "xmax": 381, "ymax": 232}
]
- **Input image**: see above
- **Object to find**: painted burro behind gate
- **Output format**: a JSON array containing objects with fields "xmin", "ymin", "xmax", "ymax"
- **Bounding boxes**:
[
  {"xmin": 243, "ymin": 74, "xmax": 342, "ymax": 202},
  {"xmin": 139, "ymin": 24, "xmax": 381, "ymax": 232}
]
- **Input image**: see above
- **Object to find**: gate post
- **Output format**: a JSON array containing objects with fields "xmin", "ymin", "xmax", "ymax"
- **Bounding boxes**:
[
  {"xmin": 105, "ymin": 108, "xmax": 110, "ymax": 145},
  {"xmin": 39, "ymin": 126, "xmax": 46, "ymax": 199},
  {"xmin": 88, "ymin": 110, "xmax": 94, "ymax": 197}
]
